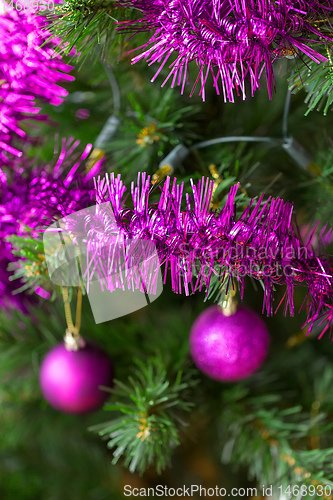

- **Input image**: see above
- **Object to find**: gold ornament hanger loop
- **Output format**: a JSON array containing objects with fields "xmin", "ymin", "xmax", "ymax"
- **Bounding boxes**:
[{"xmin": 62, "ymin": 286, "xmax": 85, "ymax": 351}]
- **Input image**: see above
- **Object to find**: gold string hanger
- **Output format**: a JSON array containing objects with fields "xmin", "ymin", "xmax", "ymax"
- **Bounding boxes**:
[{"xmin": 62, "ymin": 286, "xmax": 85, "ymax": 351}]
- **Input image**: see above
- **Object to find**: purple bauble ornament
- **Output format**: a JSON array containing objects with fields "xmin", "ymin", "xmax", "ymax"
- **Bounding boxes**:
[
  {"xmin": 40, "ymin": 341, "xmax": 114, "ymax": 414},
  {"xmin": 190, "ymin": 306, "xmax": 269, "ymax": 382}
]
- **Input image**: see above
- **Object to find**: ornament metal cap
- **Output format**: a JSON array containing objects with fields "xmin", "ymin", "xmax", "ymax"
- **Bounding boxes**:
[
  {"xmin": 64, "ymin": 329, "xmax": 86, "ymax": 351},
  {"xmin": 218, "ymin": 281, "xmax": 238, "ymax": 317},
  {"xmin": 219, "ymin": 295, "xmax": 238, "ymax": 317}
]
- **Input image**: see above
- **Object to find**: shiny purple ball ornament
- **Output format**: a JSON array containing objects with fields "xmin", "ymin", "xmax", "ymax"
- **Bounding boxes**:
[
  {"xmin": 40, "ymin": 335, "xmax": 114, "ymax": 414},
  {"xmin": 190, "ymin": 305, "xmax": 269, "ymax": 382}
]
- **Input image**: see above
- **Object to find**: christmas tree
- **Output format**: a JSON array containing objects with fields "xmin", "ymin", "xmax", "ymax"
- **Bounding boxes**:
[{"xmin": 2, "ymin": 1, "xmax": 333, "ymax": 498}]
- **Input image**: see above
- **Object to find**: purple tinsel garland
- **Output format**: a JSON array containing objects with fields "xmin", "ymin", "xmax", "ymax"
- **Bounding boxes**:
[
  {"xmin": 117, "ymin": 0, "xmax": 333, "ymax": 101},
  {"xmin": 0, "ymin": 139, "xmax": 103, "ymax": 311},
  {"xmin": 59, "ymin": 172, "xmax": 333, "ymax": 335},
  {"xmin": 0, "ymin": 8, "xmax": 75, "ymax": 163}
]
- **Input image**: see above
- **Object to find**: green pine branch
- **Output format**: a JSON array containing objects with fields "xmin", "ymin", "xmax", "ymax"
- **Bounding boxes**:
[
  {"xmin": 6, "ymin": 232, "xmax": 60, "ymax": 299},
  {"xmin": 289, "ymin": 44, "xmax": 333, "ymax": 116},
  {"xmin": 45, "ymin": 0, "xmax": 133, "ymax": 61},
  {"xmin": 102, "ymin": 88, "xmax": 201, "ymax": 178},
  {"xmin": 6, "ymin": 231, "xmax": 82, "ymax": 304},
  {"xmin": 91, "ymin": 357, "xmax": 197, "ymax": 475},
  {"xmin": 219, "ymin": 355, "xmax": 333, "ymax": 495}
]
